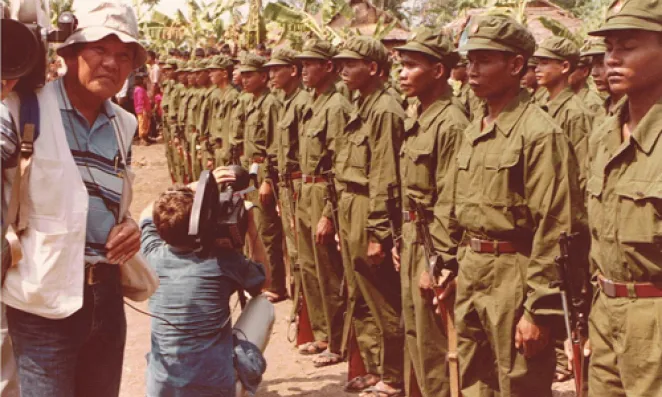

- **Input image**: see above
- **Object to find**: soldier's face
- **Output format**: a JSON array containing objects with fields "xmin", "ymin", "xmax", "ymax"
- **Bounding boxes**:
[
  {"xmin": 178, "ymin": 73, "xmax": 187, "ymax": 84},
  {"xmin": 232, "ymin": 68, "xmax": 242, "ymax": 86},
  {"xmin": 268, "ymin": 65, "xmax": 297, "ymax": 90},
  {"xmin": 535, "ymin": 58, "xmax": 567, "ymax": 88},
  {"xmin": 604, "ymin": 30, "xmax": 662, "ymax": 96},
  {"xmin": 241, "ymin": 71, "xmax": 268, "ymax": 94},
  {"xmin": 187, "ymin": 73, "xmax": 196, "ymax": 85},
  {"xmin": 399, "ymin": 51, "xmax": 443, "ymax": 98},
  {"xmin": 451, "ymin": 65, "xmax": 467, "ymax": 82},
  {"xmin": 197, "ymin": 71, "xmax": 210, "ymax": 86},
  {"xmin": 209, "ymin": 69, "xmax": 223, "ymax": 85},
  {"xmin": 521, "ymin": 66, "xmax": 537, "ymax": 89},
  {"xmin": 467, "ymin": 50, "xmax": 523, "ymax": 100},
  {"xmin": 301, "ymin": 59, "xmax": 332, "ymax": 89},
  {"xmin": 590, "ymin": 55, "xmax": 609, "ymax": 93},
  {"xmin": 339, "ymin": 59, "xmax": 376, "ymax": 92},
  {"xmin": 63, "ymin": 36, "xmax": 135, "ymax": 100}
]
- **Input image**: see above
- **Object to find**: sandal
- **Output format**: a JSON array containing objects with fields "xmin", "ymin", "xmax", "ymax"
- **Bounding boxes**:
[
  {"xmin": 298, "ymin": 341, "xmax": 327, "ymax": 355},
  {"xmin": 313, "ymin": 351, "xmax": 343, "ymax": 367},
  {"xmin": 359, "ymin": 383, "xmax": 404, "ymax": 397},
  {"xmin": 344, "ymin": 374, "xmax": 380, "ymax": 393},
  {"xmin": 554, "ymin": 365, "xmax": 573, "ymax": 383},
  {"xmin": 262, "ymin": 291, "xmax": 288, "ymax": 303}
]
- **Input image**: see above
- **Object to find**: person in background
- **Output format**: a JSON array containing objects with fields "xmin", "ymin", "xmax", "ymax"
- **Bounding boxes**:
[
  {"xmin": 134, "ymin": 73, "xmax": 154, "ymax": 145},
  {"xmin": 153, "ymin": 84, "xmax": 163, "ymax": 138},
  {"xmin": 147, "ymin": 50, "xmax": 160, "ymax": 98}
]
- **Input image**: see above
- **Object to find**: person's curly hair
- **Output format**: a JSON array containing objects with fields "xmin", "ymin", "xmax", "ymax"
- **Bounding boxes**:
[{"xmin": 153, "ymin": 186, "xmax": 196, "ymax": 247}]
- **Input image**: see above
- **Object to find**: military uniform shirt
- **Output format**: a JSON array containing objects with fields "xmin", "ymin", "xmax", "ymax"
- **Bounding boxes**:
[
  {"xmin": 277, "ymin": 87, "xmax": 310, "ymax": 175},
  {"xmin": 244, "ymin": 89, "xmax": 282, "ymax": 175}
]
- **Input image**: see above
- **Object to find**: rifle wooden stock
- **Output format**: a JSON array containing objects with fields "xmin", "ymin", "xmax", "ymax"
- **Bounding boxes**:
[
  {"xmin": 296, "ymin": 293, "xmax": 315, "ymax": 346},
  {"xmin": 347, "ymin": 325, "xmax": 367, "ymax": 381},
  {"xmin": 435, "ymin": 285, "xmax": 461, "ymax": 397}
]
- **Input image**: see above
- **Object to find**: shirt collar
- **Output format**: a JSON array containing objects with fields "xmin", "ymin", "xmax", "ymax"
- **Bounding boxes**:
[
  {"xmin": 628, "ymin": 96, "xmax": 662, "ymax": 155},
  {"xmin": 55, "ymin": 78, "xmax": 116, "ymax": 119},
  {"xmin": 357, "ymin": 84, "xmax": 385, "ymax": 119},
  {"xmin": 545, "ymin": 87, "xmax": 575, "ymax": 117},
  {"xmin": 417, "ymin": 86, "xmax": 454, "ymax": 131}
]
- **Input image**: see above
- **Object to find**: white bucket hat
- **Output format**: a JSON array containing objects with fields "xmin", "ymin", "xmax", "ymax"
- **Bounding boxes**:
[{"xmin": 56, "ymin": 0, "xmax": 146, "ymax": 69}]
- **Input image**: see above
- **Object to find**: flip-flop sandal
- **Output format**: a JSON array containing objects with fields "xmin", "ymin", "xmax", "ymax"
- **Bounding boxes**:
[
  {"xmin": 298, "ymin": 342, "xmax": 326, "ymax": 355},
  {"xmin": 313, "ymin": 351, "xmax": 343, "ymax": 367},
  {"xmin": 359, "ymin": 385, "xmax": 404, "ymax": 397},
  {"xmin": 344, "ymin": 374, "xmax": 380, "ymax": 393}
]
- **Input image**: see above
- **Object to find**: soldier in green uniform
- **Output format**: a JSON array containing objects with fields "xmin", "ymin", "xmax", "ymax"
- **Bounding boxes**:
[
  {"xmin": 229, "ymin": 62, "xmax": 254, "ymax": 168},
  {"xmin": 534, "ymin": 36, "xmax": 593, "ymax": 195},
  {"xmin": 569, "ymin": 50, "xmax": 604, "ymax": 115},
  {"xmin": 160, "ymin": 59, "xmax": 177, "ymax": 182},
  {"xmin": 522, "ymin": 58, "xmax": 548, "ymax": 104},
  {"xmin": 167, "ymin": 61, "xmax": 186, "ymax": 183},
  {"xmin": 202, "ymin": 55, "xmax": 239, "ymax": 168},
  {"xmin": 187, "ymin": 59, "xmax": 214, "ymax": 180},
  {"xmin": 585, "ymin": 3, "xmax": 662, "ymax": 396},
  {"xmin": 583, "ymin": 39, "xmax": 623, "ymax": 117},
  {"xmin": 176, "ymin": 61, "xmax": 197, "ymax": 183},
  {"xmin": 451, "ymin": 57, "xmax": 483, "ymax": 120},
  {"xmin": 440, "ymin": 15, "xmax": 585, "ymax": 397},
  {"xmin": 392, "ymin": 28, "xmax": 469, "ymax": 397},
  {"xmin": 292, "ymin": 39, "xmax": 351, "ymax": 365},
  {"xmin": 239, "ymin": 54, "xmax": 288, "ymax": 301},
  {"xmin": 334, "ymin": 37, "xmax": 405, "ymax": 396}
]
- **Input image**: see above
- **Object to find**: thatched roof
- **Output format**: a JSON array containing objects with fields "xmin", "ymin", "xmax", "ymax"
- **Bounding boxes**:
[
  {"xmin": 321, "ymin": 0, "xmax": 410, "ymax": 43},
  {"xmin": 445, "ymin": 0, "xmax": 582, "ymax": 44}
]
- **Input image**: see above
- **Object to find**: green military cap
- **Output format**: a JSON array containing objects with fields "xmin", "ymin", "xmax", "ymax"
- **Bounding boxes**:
[
  {"xmin": 394, "ymin": 28, "xmax": 460, "ymax": 66},
  {"xmin": 456, "ymin": 55, "xmax": 468, "ymax": 67},
  {"xmin": 334, "ymin": 36, "xmax": 389, "ymax": 66},
  {"xmin": 527, "ymin": 57, "xmax": 539, "ymax": 67},
  {"xmin": 590, "ymin": 0, "xmax": 662, "ymax": 35},
  {"xmin": 182, "ymin": 60, "xmax": 195, "ymax": 72},
  {"xmin": 460, "ymin": 15, "xmax": 536, "ymax": 58},
  {"xmin": 580, "ymin": 38, "xmax": 607, "ymax": 57},
  {"xmin": 534, "ymin": 36, "xmax": 580, "ymax": 64},
  {"xmin": 238, "ymin": 53, "xmax": 267, "ymax": 72},
  {"xmin": 207, "ymin": 55, "xmax": 233, "ymax": 70},
  {"xmin": 296, "ymin": 39, "xmax": 337, "ymax": 60},
  {"xmin": 264, "ymin": 47, "xmax": 300, "ymax": 66}
]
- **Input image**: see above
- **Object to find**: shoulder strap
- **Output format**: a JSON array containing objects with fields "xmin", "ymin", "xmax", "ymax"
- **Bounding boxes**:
[{"xmin": 6, "ymin": 91, "xmax": 39, "ymax": 233}]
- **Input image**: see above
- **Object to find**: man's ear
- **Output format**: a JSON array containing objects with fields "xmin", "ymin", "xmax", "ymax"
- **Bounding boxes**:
[
  {"xmin": 511, "ymin": 54, "xmax": 526, "ymax": 78},
  {"xmin": 561, "ymin": 60, "xmax": 571, "ymax": 76},
  {"xmin": 369, "ymin": 60, "xmax": 380, "ymax": 77}
]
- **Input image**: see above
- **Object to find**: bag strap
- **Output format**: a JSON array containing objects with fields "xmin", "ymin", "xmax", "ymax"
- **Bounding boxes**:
[
  {"xmin": 6, "ymin": 91, "xmax": 40, "ymax": 234},
  {"xmin": 111, "ymin": 116, "xmax": 132, "ymax": 222}
]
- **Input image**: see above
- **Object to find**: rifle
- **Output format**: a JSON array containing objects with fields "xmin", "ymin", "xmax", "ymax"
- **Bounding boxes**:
[
  {"xmin": 552, "ymin": 232, "xmax": 590, "ymax": 397},
  {"xmin": 322, "ymin": 171, "xmax": 346, "ymax": 296},
  {"xmin": 410, "ymin": 198, "xmax": 460, "ymax": 397},
  {"xmin": 386, "ymin": 185, "xmax": 402, "ymax": 253},
  {"xmin": 265, "ymin": 154, "xmax": 281, "ymax": 204}
]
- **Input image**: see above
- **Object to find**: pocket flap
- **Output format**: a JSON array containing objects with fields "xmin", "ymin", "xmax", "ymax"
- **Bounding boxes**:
[
  {"xmin": 615, "ymin": 181, "xmax": 662, "ymax": 200},
  {"xmin": 485, "ymin": 149, "xmax": 520, "ymax": 170},
  {"xmin": 405, "ymin": 145, "xmax": 433, "ymax": 163},
  {"xmin": 586, "ymin": 175, "xmax": 604, "ymax": 197}
]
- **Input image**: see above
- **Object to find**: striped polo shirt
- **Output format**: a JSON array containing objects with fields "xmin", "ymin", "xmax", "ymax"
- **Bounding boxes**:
[{"xmin": 54, "ymin": 79, "xmax": 132, "ymax": 264}]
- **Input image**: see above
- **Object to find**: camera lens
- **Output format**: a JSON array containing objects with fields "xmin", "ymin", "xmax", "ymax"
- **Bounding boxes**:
[{"xmin": 1, "ymin": 19, "xmax": 41, "ymax": 80}]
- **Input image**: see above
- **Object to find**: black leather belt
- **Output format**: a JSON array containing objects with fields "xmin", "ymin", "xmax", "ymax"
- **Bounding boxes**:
[{"xmin": 85, "ymin": 263, "xmax": 120, "ymax": 286}]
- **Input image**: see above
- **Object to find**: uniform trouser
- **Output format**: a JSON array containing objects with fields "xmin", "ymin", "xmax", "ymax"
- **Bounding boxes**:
[
  {"xmin": 247, "ymin": 168, "xmax": 287, "ymax": 297},
  {"xmin": 189, "ymin": 132, "xmax": 201, "ymax": 181},
  {"xmin": 1, "ymin": 304, "xmax": 19, "ymax": 397},
  {"xmin": 296, "ymin": 182, "xmax": 345, "ymax": 352},
  {"xmin": 400, "ymin": 222, "xmax": 450, "ymax": 397},
  {"xmin": 169, "ymin": 125, "xmax": 184, "ymax": 184},
  {"xmin": 161, "ymin": 119, "xmax": 175, "ymax": 182},
  {"xmin": 455, "ymin": 249, "xmax": 555, "ymax": 397},
  {"xmin": 338, "ymin": 192, "xmax": 404, "ymax": 385},
  {"xmin": 279, "ymin": 180, "xmax": 300, "ymax": 267},
  {"xmin": 588, "ymin": 291, "xmax": 662, "ymax": 397}
]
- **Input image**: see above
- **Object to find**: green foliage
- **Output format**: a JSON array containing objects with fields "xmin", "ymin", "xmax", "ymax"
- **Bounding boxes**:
[
  {"xmin": 49, "ymin": 0, "xmax": 74, "ymax": 26},
  {"xmin": 538, "ymin": 16, "xmax": 582, "ymax": 45}
]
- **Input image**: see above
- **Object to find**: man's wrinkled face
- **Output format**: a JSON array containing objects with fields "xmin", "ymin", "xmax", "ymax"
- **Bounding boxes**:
[
  {"xmin": 590, "ymin": 54, "xmax": 608, "ymax": 93},
  {"xmin": 398, "ymin": 51, "xmax": 442, "ymax": 98},
  {"xmin": 604, "ymin": 30, "xmax": 662, "ymax": 96},
  {"xmin": 65, "ymin": 35, "xmax": 135, "ymax": 100},
  {"xmin": 339, "ymin": 58, "xmax": 374, "ymax": 92},
  {"xmin": 268, "ymin": 64, "xmax": 297, "ymax": 90},
  {"xmin": 535, "ymin": 58, "xmax": 566, "ymax": 88},
  {"xmin": 467, "ymin": 50, "xmax": 523, "ymax": 100},
  {"xmin": 301, "ymin": 59, "xmax": 331, "ymax": 89},
  {"xmin": 241, "ymin": 70, "xmax": 268, "ymax": 94}
]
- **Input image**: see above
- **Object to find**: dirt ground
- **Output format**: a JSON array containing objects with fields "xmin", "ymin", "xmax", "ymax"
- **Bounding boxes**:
[{"xmin": 121, "ymin": 143, "xmax": 576, "ymax": 397}]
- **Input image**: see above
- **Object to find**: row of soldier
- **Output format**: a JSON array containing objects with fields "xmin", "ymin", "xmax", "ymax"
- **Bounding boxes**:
[{"xmin": 156, "ymin": 3, "xmax": 660, "ymax": 396}]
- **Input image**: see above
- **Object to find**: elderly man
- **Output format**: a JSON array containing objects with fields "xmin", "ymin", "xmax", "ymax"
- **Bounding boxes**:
[{"xmin": 1, "ymin": 1, "xmax": 144, "ymax": 396}]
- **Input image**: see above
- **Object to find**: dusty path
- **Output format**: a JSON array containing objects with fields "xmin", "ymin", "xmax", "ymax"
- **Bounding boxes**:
[{"xmin": 121, "ymin": 143, "xmax": 575, "ymax": 397}]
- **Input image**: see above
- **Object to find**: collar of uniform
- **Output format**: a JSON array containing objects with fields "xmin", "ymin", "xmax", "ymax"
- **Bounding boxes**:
[
  {"xmin": 284, "ymin": 86, "xmax": 303, "ymax": 108},
  {"xmin": 249, "ymin": 88, "xmax": 270, "ymax": 110},
  {"xmin": 627, "ymin": 96, "xmax": 662, "ymax": 155},
  {"xmin": 577, "ymin": 84, "xmax": 590, "ymax": 100},
  {"xmin": 357, "ymin": 84, "xmax": 386, "ymax": 120},
  {"xmin": 306, "ymin": 83, "xmax": 337, "ymax": 117},
  {"xmin": 417, "ymin": 86, "xmax": 455, "ymax": 131},
  {"xmin": 492, "ymin": 89, "xmax": 531, "ymax": 137},
  {"xmin": 545, "ymin": 86, "xmax": 575, "ymax": 117}
]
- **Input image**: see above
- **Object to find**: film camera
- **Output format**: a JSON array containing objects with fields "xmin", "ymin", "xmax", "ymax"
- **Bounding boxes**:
[
  {"xmin": 189, "ymin": 166, "xmax": 252, "ymax": 251},
  {"xmin": 2, "ymin": 0, "xmax": 76, "ymax": 92}
]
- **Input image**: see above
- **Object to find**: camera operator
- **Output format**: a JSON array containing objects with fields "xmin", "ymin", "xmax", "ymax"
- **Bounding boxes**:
[
  {"xmin": 1, "ymin": 1, "xmax": 146, "ymax": 396},
  {"xmin": 139, "ymin": 166, "xmax": 270, "ymax": 397}
]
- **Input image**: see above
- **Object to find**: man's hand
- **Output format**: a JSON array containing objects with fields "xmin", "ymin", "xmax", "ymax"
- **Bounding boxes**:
[
  {"xmin": 391, "ymin": 245, "xmax": 401, "ymax": 272},
  {"xmin": 367, "ymin": 241, "xmax": 385, "ymax": 265},
  {"xmin": 433, "ymin": 278, "xmax": 457, "ymax": 314},
  {"xmin": 565, "ymin": 338, "xmax": 591, "ymax": 371},
  {"xmin": 315, "ymin": 216, "xmax": 335, "ymax": 245},
  {"xmin": 514, "ymin": 316, "xmax": 550, "ymax": 358},
  {"xmin": 106, "ymin": 218, "xmax": 140, "ymax": 265},
  {"xmin": 259, "ymin": 181, "xmax": 273, "ymax": 205}
]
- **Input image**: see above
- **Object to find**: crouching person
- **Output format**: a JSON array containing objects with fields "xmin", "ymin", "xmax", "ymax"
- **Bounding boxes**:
[{"xmin": 140, "ymin": 167, "xmax": 271, "ymax": 397}]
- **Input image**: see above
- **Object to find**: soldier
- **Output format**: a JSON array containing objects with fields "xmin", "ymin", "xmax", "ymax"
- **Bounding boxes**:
[
  {"xmin": 584, "ymin": 3, "xmax": 662, "ymax": 396},
  {"xmin": 534, "ymin": 36, "xmax": 593, "ymax": 195},
  {"xmin": 292, "ymin": 39, "xmax": 351, "ymax": 366},
  {"xmin": 521, "ymin": 58, "xmax": 548, "ymax": 104},
  {"xmin": 168, "ymin": 61, "xmax": 187, "ymax": 183},
  {"xmin": 392, "ymin": 29, "xmax": 469, "ymax": 397},
  {"xmin": 442, "ymin": 15, "xmax": 585, "ymax": 396},
  {"xmin": 176, "ymin": 61, "xmax": 197, "ymax": 183},
  {"xmin": 334, "ymin": 37, "xmax": 405, "ymax": 396},
  {"xmin": 230, "ymin": 61, "xmax": 253, "ymax": 167},
  {"xmin": 569, "ymin": 50, "xmax": 604, "ymax": 115},
  {"xmin": 160, "ymin": 59, "xmax": 178, "ymax": 182},
  {"xmin": 583, "ymin": 39, "xmax": 623, "ymax": 116},
  {"xmin": 451, "ymin": 57, "xmax": 482, "ymax": 120},
  {"xmin": 202, "ymin": 55, "xmax": 239, "ymax": 168},
  {"xmin": 239, "ymin": 54, "xmax": 288, "ymax": 302}
]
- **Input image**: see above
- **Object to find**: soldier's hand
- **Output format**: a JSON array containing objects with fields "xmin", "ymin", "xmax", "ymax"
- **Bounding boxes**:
[
  {"xmin": 259, "ymin": 181, "xmax": 273, "ymax": 205},
  {"xmin": 514, "ymin": 316, "xmax": 550, "ymax": 358},
  {"xmin": 433, "ymin": 279, "xmax": 457, "ymax": 314},
  {"xmin": 391, "ymin": 246, "xmax": 401, "ymax": 272},
  {"xmin": 315, "ymin": 216, "xmax": 335, "ymax": 245},
  {"xmin": 367, "ymin": 241, "xmax": 385, "ymax": 265},
  {"xmin": 565, "ymin": 338, "xmax": 591, "ymax": 372}
]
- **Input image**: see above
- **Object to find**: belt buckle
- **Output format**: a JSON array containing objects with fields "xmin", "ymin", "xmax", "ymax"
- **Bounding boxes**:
[
  {"xmin": 469, "ymin": 238, "xmax": 481, "ymax": 252},
  {"xmin": 601, "ymin": 278, "xmax": 617, "ymax": 298},
  {"xmin": 86, "ymin": 265, "xmax": 99, "ymax": 286}
]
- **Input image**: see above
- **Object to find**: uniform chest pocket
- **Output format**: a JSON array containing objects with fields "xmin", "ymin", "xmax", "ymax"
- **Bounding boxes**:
[
  {"xmin": 348, "ymin": 132, "xmax": 369, "ymax": 169},
  {"xmin": 483, "ymin": 149, "xmax": 523, "ymax": 205},
  {"xmin": 402, "ymin": 144, "xmax": 434, "ymax": 191},
  {"xmin": 615, "ymin": 181, "xmax": 662, "ymax": 243},
  {"xmin": 586, "ymin": 174, "xmax": 605, "ymax": 240}
]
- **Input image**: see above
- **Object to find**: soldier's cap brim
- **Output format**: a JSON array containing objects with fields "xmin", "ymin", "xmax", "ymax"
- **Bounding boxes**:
[
  {"xmin": 589, "ymin": 16, "xmax": 662, "ymax": 36},
  {"xmin": 238, "ymin": 65, "xmax": 264, "ymax": 73},
  {"xmin": 533, "ymin": 48, "xmax": 565, "ymax": 61},
  {"xmin": 333, "ymin": 49, "xmax": 365, "ymax": 60},
  {"xmin": 581, "ymin": 49, "xmax": 605, "ymax": 57},
  {"xmin": 264, "ymin": 59, "xmax": 293, "ymax": 67},
  {"xmin": 394, "ymin": 42, "xmax": 443, "ymax": 61},
  {"xmin": 460, "ymin": 38, "xmax": 519, "ymax": 54},
  {"xmin": 295, "ymin": 50, "xmax": 331, "ymax": 60}
]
